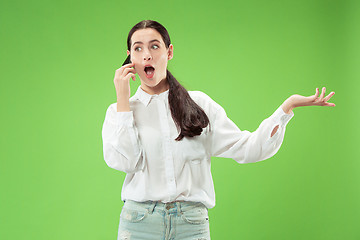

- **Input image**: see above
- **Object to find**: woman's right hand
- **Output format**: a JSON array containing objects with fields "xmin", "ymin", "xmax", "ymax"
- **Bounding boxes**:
[{"xmin": 114, "ymin": 62, "xmax": 136, "ymax": 99}]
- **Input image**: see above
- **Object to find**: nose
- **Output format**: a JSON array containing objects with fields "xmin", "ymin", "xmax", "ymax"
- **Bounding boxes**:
[
  {"xmin": 143, "ymin": 50, "xmax": 152, "ymax": 61},
  {"xmin": 143, "ymin": 55, "xmax": 152, "ymax": 61}
]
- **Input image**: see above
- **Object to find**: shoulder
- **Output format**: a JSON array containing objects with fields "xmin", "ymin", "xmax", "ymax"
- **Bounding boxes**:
[
  {"xmin": 188, "ymin": 90, "xmax": 223, "ymax": 112},
  {"xmin": 188, "ymin": 90, "xmax": 212, "ymax": 103}
]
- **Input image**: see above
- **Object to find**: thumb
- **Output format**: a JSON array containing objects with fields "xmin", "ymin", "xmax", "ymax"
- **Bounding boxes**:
[
  {"xmin": 307, "ymin": 89, "xmax": 319, "ymax": 101},
  {"xmin": 313, "ymin": 88, "xmax": 319, "ymax": 98}
]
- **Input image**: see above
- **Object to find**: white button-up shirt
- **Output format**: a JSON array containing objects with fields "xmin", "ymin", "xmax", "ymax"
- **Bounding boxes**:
[{"xmin": 102, "ymin": 86, "xmax": 294, "ymax": 209}]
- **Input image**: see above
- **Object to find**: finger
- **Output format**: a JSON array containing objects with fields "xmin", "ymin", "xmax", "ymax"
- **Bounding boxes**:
[
  {"xmin": 114, "ymin": 63, "xmax": 135, "ymax": 79},
  {"xmin": 121, "ymin": 68, "xmax": 137, "ymax": 79},
  {"xmin": 127, "ymin": 73, "xmax": 136, "ymax": 82},
  {"xmin": 319, "ymin": 87, "xmax": 326, "ymax": 100},
  {"xmin": 121, "ymin": 62, "xmax": 135, "ymax": 69},
  {"xmin": 123, "ymin": 66, "xmax": 136, "ymax": 74},
  {"xmin": 323, "ymin": 102, "xmax": 336, "ymax": 107},
  {"xmin": 310, "ymin": 88, "xmax": 320, "ymax": 102},
  {"xmin": 323, "ymin": 91, "xmax": 335, "ymax": 102},
  {"xmin": 117, "ymin": 62, "xmax": 135, "ymax": 74},
  {"xmin": 314, "ymin": 88, "xmax": 319, "ymax": 98},
  {"xmin": 119, "ymin": 72, "xmax": 135, "ymax": 83}
]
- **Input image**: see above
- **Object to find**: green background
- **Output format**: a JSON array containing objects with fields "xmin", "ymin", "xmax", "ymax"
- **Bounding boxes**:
[{"xmin": 1, "ymin": 0, "xmax": 359, "ymax": 239}]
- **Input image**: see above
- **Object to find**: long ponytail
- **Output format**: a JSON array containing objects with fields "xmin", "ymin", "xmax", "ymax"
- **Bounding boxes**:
[{"xmin": 167, "ymin": 70, "xmax": 210, "ymax": 141}]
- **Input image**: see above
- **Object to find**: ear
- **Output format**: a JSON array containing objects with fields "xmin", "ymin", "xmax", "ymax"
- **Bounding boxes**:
[{"xmin": 168, "ymin": 44, "xmax": 174, "ymax": 60}]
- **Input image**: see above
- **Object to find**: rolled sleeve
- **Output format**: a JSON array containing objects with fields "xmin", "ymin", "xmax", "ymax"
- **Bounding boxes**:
[
  {"xmin": 271, "ymin": 105, "xmax": 294, "ymax": 126},
  {"xmin": 116, "ymin": 111, "xmax": 134, "ymax": 128},
  {"xmin": 102, "ymin": 104, "xmax": 145, "ymax": 173},
  {"xmin": 208, "ymin": 104, "xmax": 294, "ymax": 163}
]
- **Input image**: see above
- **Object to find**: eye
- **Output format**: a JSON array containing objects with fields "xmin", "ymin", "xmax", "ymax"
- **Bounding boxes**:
[
  {"xmin": 134, "ymin": 46, "xmax": 142, "ymax": 51},
  {"xmin": 152, "ymin": 44, "xmax": 159, "ymax": 49}
]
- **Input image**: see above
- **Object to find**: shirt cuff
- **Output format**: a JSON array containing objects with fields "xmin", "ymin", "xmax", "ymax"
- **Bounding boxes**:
[
  {"xmin": 115, "ymin": 111, "xmax": 134, "ymax": 128},
  {"xmin": 270, "ymin": 105, "xmax": 294, "ymax": 126}
]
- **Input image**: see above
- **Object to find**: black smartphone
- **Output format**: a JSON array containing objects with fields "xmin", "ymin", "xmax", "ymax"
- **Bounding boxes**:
[{"xmin": 122, "ymin": 54, "xmax": 131, "ymax": 66}]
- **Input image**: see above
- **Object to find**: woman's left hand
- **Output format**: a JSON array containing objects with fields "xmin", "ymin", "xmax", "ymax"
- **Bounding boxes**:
[{"xmin": 281, "ymin": 87, "xmax": 336, "ymax": 114}]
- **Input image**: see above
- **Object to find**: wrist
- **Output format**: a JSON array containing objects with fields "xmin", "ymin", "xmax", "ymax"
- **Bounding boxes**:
[
  {"xmin": 116, "ymin": 100, "xmax": 130, "ymax": 112},
  {"xmin": 281, "ymin": 96, "xmax": 295, "ymax": 114},
  {"xmin": 116, "ymin": 91, "xmax": 130, "ymax": 100}
]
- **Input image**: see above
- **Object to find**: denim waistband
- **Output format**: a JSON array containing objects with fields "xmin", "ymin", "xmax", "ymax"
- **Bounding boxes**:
[{"xmin": 123, "ymin": 199, "xmax": 207, "ymax": 215}]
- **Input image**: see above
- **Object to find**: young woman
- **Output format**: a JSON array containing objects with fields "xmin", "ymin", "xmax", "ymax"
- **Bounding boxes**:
[{"xmin": 102, "ymin": 20, "xmax": 335, "ymax": 240}]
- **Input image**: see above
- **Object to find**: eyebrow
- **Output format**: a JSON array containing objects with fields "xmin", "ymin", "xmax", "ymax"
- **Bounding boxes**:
[{"xmin": 132, "ymin": 39, "xmax": 161, "ymax": 46}]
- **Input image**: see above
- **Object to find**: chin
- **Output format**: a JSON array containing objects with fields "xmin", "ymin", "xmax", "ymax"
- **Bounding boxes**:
[{"xmin": 142, "ymin": 79, "xmax": 161, "ymax": 88}]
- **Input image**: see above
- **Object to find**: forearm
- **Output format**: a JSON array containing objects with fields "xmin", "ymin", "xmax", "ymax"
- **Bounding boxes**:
[
  {"xmin": 116, "ymin": 79, "xmax": 131, "ymax": 112},
  {"xmin": 281, "ymin": 96, "xmax": 295, "ymax": 114},
  {"xmin": 117, "ymin": 96, "xmax": 130, "ymax": 112}
]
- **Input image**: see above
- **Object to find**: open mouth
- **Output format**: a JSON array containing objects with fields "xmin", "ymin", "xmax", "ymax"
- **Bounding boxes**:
[{"xmin": 144, "ymin": 66, "xmax": 155, "ymax": 78}]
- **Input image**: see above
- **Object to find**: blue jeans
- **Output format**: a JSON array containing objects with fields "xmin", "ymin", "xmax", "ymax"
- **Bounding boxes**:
[{"xmin": 117, "ymin": 200, "xmax": 211, "ymax": 240}]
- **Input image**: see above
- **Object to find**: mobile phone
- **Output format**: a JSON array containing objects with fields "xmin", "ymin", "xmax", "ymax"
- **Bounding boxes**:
[{"xmin": 122, "ymin": 54, "xmax": 131, "ymax": 66}]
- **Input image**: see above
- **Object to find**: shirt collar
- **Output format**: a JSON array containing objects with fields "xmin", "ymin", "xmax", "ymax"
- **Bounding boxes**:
[{"xmin": 133, "ymin": 85, "xmax": 169, "ymax": 107}]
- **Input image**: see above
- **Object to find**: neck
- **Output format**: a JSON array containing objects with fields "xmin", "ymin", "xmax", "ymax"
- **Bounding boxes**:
[{"xmin": 141, "ymin": 78, "xmax": 170, "ymax": 95}]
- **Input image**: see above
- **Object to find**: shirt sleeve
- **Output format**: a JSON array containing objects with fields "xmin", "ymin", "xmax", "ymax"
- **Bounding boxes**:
[
  {"xmin": 101, "ymin": 103, "xmax": 146, "ymax": 173},
  {"xmin": 208, "ymin": 104, "xmax": 294, "ymax": 163}
]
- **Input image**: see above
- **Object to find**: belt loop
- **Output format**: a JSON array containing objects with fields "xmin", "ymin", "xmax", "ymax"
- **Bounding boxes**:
[
  {"xmin": 147, "ymin": 201, "xmax": 157, "ymax": 214},
  {"xmin": 176, "ymin": 201, "xmax": 182, "ymax": 215}
]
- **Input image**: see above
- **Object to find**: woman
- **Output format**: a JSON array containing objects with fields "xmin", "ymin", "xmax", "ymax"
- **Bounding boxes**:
[{"xmin": 102, "ymin": 20, "xmax": 335, "ymax": 240}]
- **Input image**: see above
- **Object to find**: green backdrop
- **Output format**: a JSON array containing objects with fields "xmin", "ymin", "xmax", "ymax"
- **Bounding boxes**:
[{"xmin": 1, "ymin": 0, "xmax": 359, "ymax": 239}]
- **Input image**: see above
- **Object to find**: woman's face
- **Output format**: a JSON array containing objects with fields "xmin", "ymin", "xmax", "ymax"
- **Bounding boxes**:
[{"xmin": 127, "ymin": 28, "xmax": 173, "ymax": 94}]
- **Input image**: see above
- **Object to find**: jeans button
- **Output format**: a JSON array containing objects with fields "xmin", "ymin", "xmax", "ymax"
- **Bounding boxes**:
[{"xmin": 166, "ymin": 203, "xmax": 174, "ymax": 210}]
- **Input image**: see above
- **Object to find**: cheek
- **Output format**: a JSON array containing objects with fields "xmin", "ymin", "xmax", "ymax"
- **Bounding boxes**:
[
  {"xmin": 131, "ymin": 61, "xmax": 142, "ymax": 73},
  {"xmin": 134, "ymin": 64, "xmax": 141, "ymax": 72},
  {"xmin": 130, "ymin": 54, "xmax": 140, "ymax": 64},
  {"xmin": 159, "ymin": 52, "xmax": 168, "ymax": 61},
  {"xmin": 157, "ymin": 55, "xmax": 168, "ymax": 69}
]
